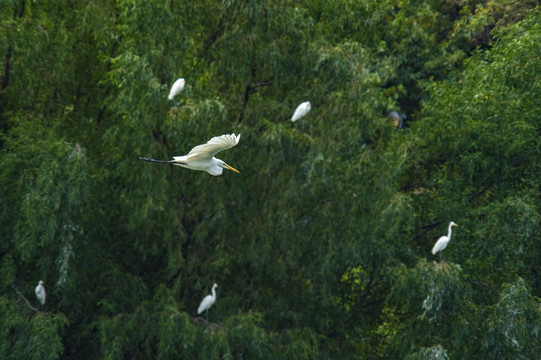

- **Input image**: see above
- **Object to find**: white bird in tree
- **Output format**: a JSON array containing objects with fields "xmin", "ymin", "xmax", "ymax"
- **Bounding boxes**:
[
  {"xmin": 35, "ymin": 280, "xmax": 46, "ymax": 306},
  {"xmin": 139, "ymin": 133, "xmax": 241, "ymax": 176},
  {"xmin": 291, "ymin": 101, "xmax": 311, "ymax": 122},
  {"xmin": 168, "ymin": 78, "xmax": 185, "ymax": 100},
  {"xmin": 198, "ymin": 283, "xmax": 218, "ymax": 320},
  {"xmin": 431, "ymin": 221, "xmax": 458, "ymax": 261}
]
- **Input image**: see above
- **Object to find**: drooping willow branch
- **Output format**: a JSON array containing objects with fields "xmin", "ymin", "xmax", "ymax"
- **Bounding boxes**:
[
  {"xmin": 189, "ymin": 315, "xmax": 222, "ymax": 330},
  {"xmin": 12, "ymin": 284, "xmax": 40, "ymax": 313}
]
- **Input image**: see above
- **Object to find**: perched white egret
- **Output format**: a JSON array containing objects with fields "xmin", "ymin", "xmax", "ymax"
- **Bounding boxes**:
[
  {"xmin": 291, "ymin": 101, "xmax": 311, "ymax": 122},
  {"xmin": 35, "ymin": 280, "xmax": 46, "ymax": 306},
  {"xmin": 168, "ymin": 78, "xmax": 185, "ymax": 100},
  {"xmin": 197, "ymin": 283, "xmax": 218, "ymax": 320},
  {"xmin": 431, "ymin": 221, "xmax": 458, "ymax": 261},
  {"xmin": 140, "ymin": 133, "xmax": 241, "ymax": 176}
]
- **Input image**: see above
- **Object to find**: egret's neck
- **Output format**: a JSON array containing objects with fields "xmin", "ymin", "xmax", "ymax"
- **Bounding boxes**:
[
  {"xmin": 447, "ymin": 224, "xmax": 454, "ymax": 239},
  {"xmin": 212, "ymin": 286, "xmax": 217, "ymax": 299}
]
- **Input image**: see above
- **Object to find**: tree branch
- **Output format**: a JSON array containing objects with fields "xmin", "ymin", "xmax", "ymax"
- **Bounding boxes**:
[
  {"xmin": 468, "ymin": 280, "xmax": 498, "ymax": 293},
  {"xmin": 1, "ymin": 0, "xmax": 26, "ymax": 91},
  {"xmin": 252, "ymin": 79, "xmax": 274, "ymax": 89},
  {"xmin": 468, "ymin": 184, "xmax": 491, "ymax": 203},
  {"xmin": 468, "ymin": 146, "xmax": 538, "ymax": 203},
  {"xmin": 510, "ymin": 146, "xmax": 538, "ymax": 167},
  {"xmin": 1, "ymin": 45, "xmax": 11, "ymax": 92},
  {"xmin": 239, "ymin": 70, "xmax": 274, "ymax": 122},
  {"xmin": 413, "ymin": 221, "xmax": 442, "ymax": 242},
  {"xmin": 12, "ymin": 284, "xmax": 40, "ymax": 313},
  {"xmin": 189, "ymin": 315, "xmax": 222, "ymax": 330},
  {"xmin": 17, "ymin": 0, "xmax": 26, "ymax": 18}
]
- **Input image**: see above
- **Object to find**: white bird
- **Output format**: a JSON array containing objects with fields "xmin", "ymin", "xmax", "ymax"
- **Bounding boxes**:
[
  {"xmin": 291, "ymin": 101, "xmax": 311, "ymax": 122},
  {"xmin": 168, "ymin": 78, "xmax": 185, "ymax": 100},
  {"xmin": 139, "ymin": 133, "xmax": 241, "ymax": 176},
  {"xmin": 35, "ymin": 280, "xmax": 46, "ymax": 306},
  {"xmin": 431, "ymin": 221, "xmax": 458, "ymax": 261},
  {"xmin": 197, "ymin": 283, "xmax": 218, "ymax": 320}
]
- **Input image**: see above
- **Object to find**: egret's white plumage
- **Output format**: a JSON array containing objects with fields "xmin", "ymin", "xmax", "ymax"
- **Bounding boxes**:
[
  {"xmin": 198, "ymin": 283, "xmax": 218, "ymax": 319},
  {"xmin": 35, "ymin": 280, "xmax": 46, "ymax": 305},
  {"xmin": 431, "ymin": 221, "xmax": 458, "ymax": 259},
  {"xmin": 139, "ymin": 133, "xmax": 241, "ymax": 176},
  {"xmin": 168, "ymin": 78, "xmax": 185, "ymax": 100},
  {"xmin": 291, "ymin": 101, "xmax": 311, "ymax": 122}
]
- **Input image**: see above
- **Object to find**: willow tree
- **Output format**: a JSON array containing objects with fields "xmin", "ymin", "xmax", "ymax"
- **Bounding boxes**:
[
  {"xmin": 2, "ymin": 0, "xmax": 540, "ymax": 359},
  {"xmin": 378, "ymin": 8, "xmax": 541, "ymax": 359},
  {"xmin": 84, "ymin": 0, "xmax": 407, "ymax": 358}
]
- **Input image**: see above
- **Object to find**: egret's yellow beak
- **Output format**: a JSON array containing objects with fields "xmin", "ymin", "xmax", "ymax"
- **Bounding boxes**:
[
  {"xmin": 453, "ymin": 224, "xmax": 459, "ymax": 227},
  {"xmin": 225, "ymin": 164, "xmax": 239, "ymax": 173}
]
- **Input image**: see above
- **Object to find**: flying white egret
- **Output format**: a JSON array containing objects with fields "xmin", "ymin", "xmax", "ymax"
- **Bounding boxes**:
[
  {"xmin": 35, "ymin": 280, "xmax": 46, "ymax": 306},
  {"xmin": 291, "ymin": 101, "xmax": 311, "ymax": 122},
  {"xmin": 431, "ymin": 221, "xmax": 458, "ymax": 261},
  {"xmin": 168, "ymin": 78, "xmax": 185, "ymax": 100},
  {"xmin": 197, "ymin": 283, "xmax": 218, "ymax": 320},
  {"xmin": 139, "ymin": 133, "xmax": 241, "ymax": 176}
]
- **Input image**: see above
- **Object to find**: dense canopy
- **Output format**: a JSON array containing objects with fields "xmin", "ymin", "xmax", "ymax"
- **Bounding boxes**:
[{"xmin": 1, "ymin": 1, "xmax": 540, "ymax": 359}]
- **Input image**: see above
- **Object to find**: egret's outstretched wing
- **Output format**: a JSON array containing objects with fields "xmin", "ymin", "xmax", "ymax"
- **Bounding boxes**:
[{"xmin": 184, "ymin": 133, "xmax": 240, "ymax": 161}]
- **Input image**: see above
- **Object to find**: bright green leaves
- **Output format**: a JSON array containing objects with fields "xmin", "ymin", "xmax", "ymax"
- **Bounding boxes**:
[
  {"xmin": 391, "ymin": 260, "xmax": 468, "ymax": 322},
  {"xmin": 2, "ymin": 1, "xmax": 541, "ymax": 359},
  {"xmin": 383, "ymin": 8, "xmax": 541, "ymax": 359},
  {"xmin": 406, "ymin": 344, "xmax": 450, "ymax": 360},
  {"xmin": 99, "ymin": 305, "xmax": 317, "ymax": 360},
  {"xmin": 482, "ymin": 278, "xmax": 541, "ymax": 360},
  {"xmin": 465, "ymin": 197, "xmax": 541, "ymax": 287},
  {"xmin": 0, "ymin": 296, "xmax": 68, "ymax": 360},
  {"xmin": 0, "ymin": 120, "xmax": 89, "ymax": 287},
  {"xmin": 403, "ymin": 7, "xmax": 541, "ymax": 229},
  {"xmin": 387, "ymin": 260, "xmax": 472, "ymax": 358}
]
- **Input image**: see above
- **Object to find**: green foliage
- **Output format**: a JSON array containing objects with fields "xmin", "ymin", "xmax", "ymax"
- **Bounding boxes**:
[
  {"xmin": 1, "ymin": 0, "xmax": 541, "ymax": 359},
  {"xmin": 383, "ymin": 0, "xmax": 538, "ymax": 112},
  {"xmin": 406, "ymin": 344, "xmax": 449, "ymax": 360},
  {"xmin": 385, "ymin": 260, "xmax": 472, "ymax": 358},
  {"xmin": 482, "ymin": 278, "xmax": 541, "ymax": 360},
  {"xmin": 98, "ymin": 304, "xmax": 317, "ymax": 360},
  {"xmin": 0, "ymin": 295, "xmax": 68, "ymax": 360}
]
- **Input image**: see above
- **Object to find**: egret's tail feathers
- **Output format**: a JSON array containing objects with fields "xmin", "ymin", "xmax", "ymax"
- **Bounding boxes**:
[
  {"xmin": 139, "ymin": 157, "xmax": 188, "ymax": 166},
  {"xmin": 139, "ymin": 157, "xmax": 171, "ymax": 164}
]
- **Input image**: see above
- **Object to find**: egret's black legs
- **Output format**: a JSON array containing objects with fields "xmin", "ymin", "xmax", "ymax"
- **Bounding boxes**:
[{"xmin": 139, "ymin": 157, "xmax": 186, "ymax": 165}]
